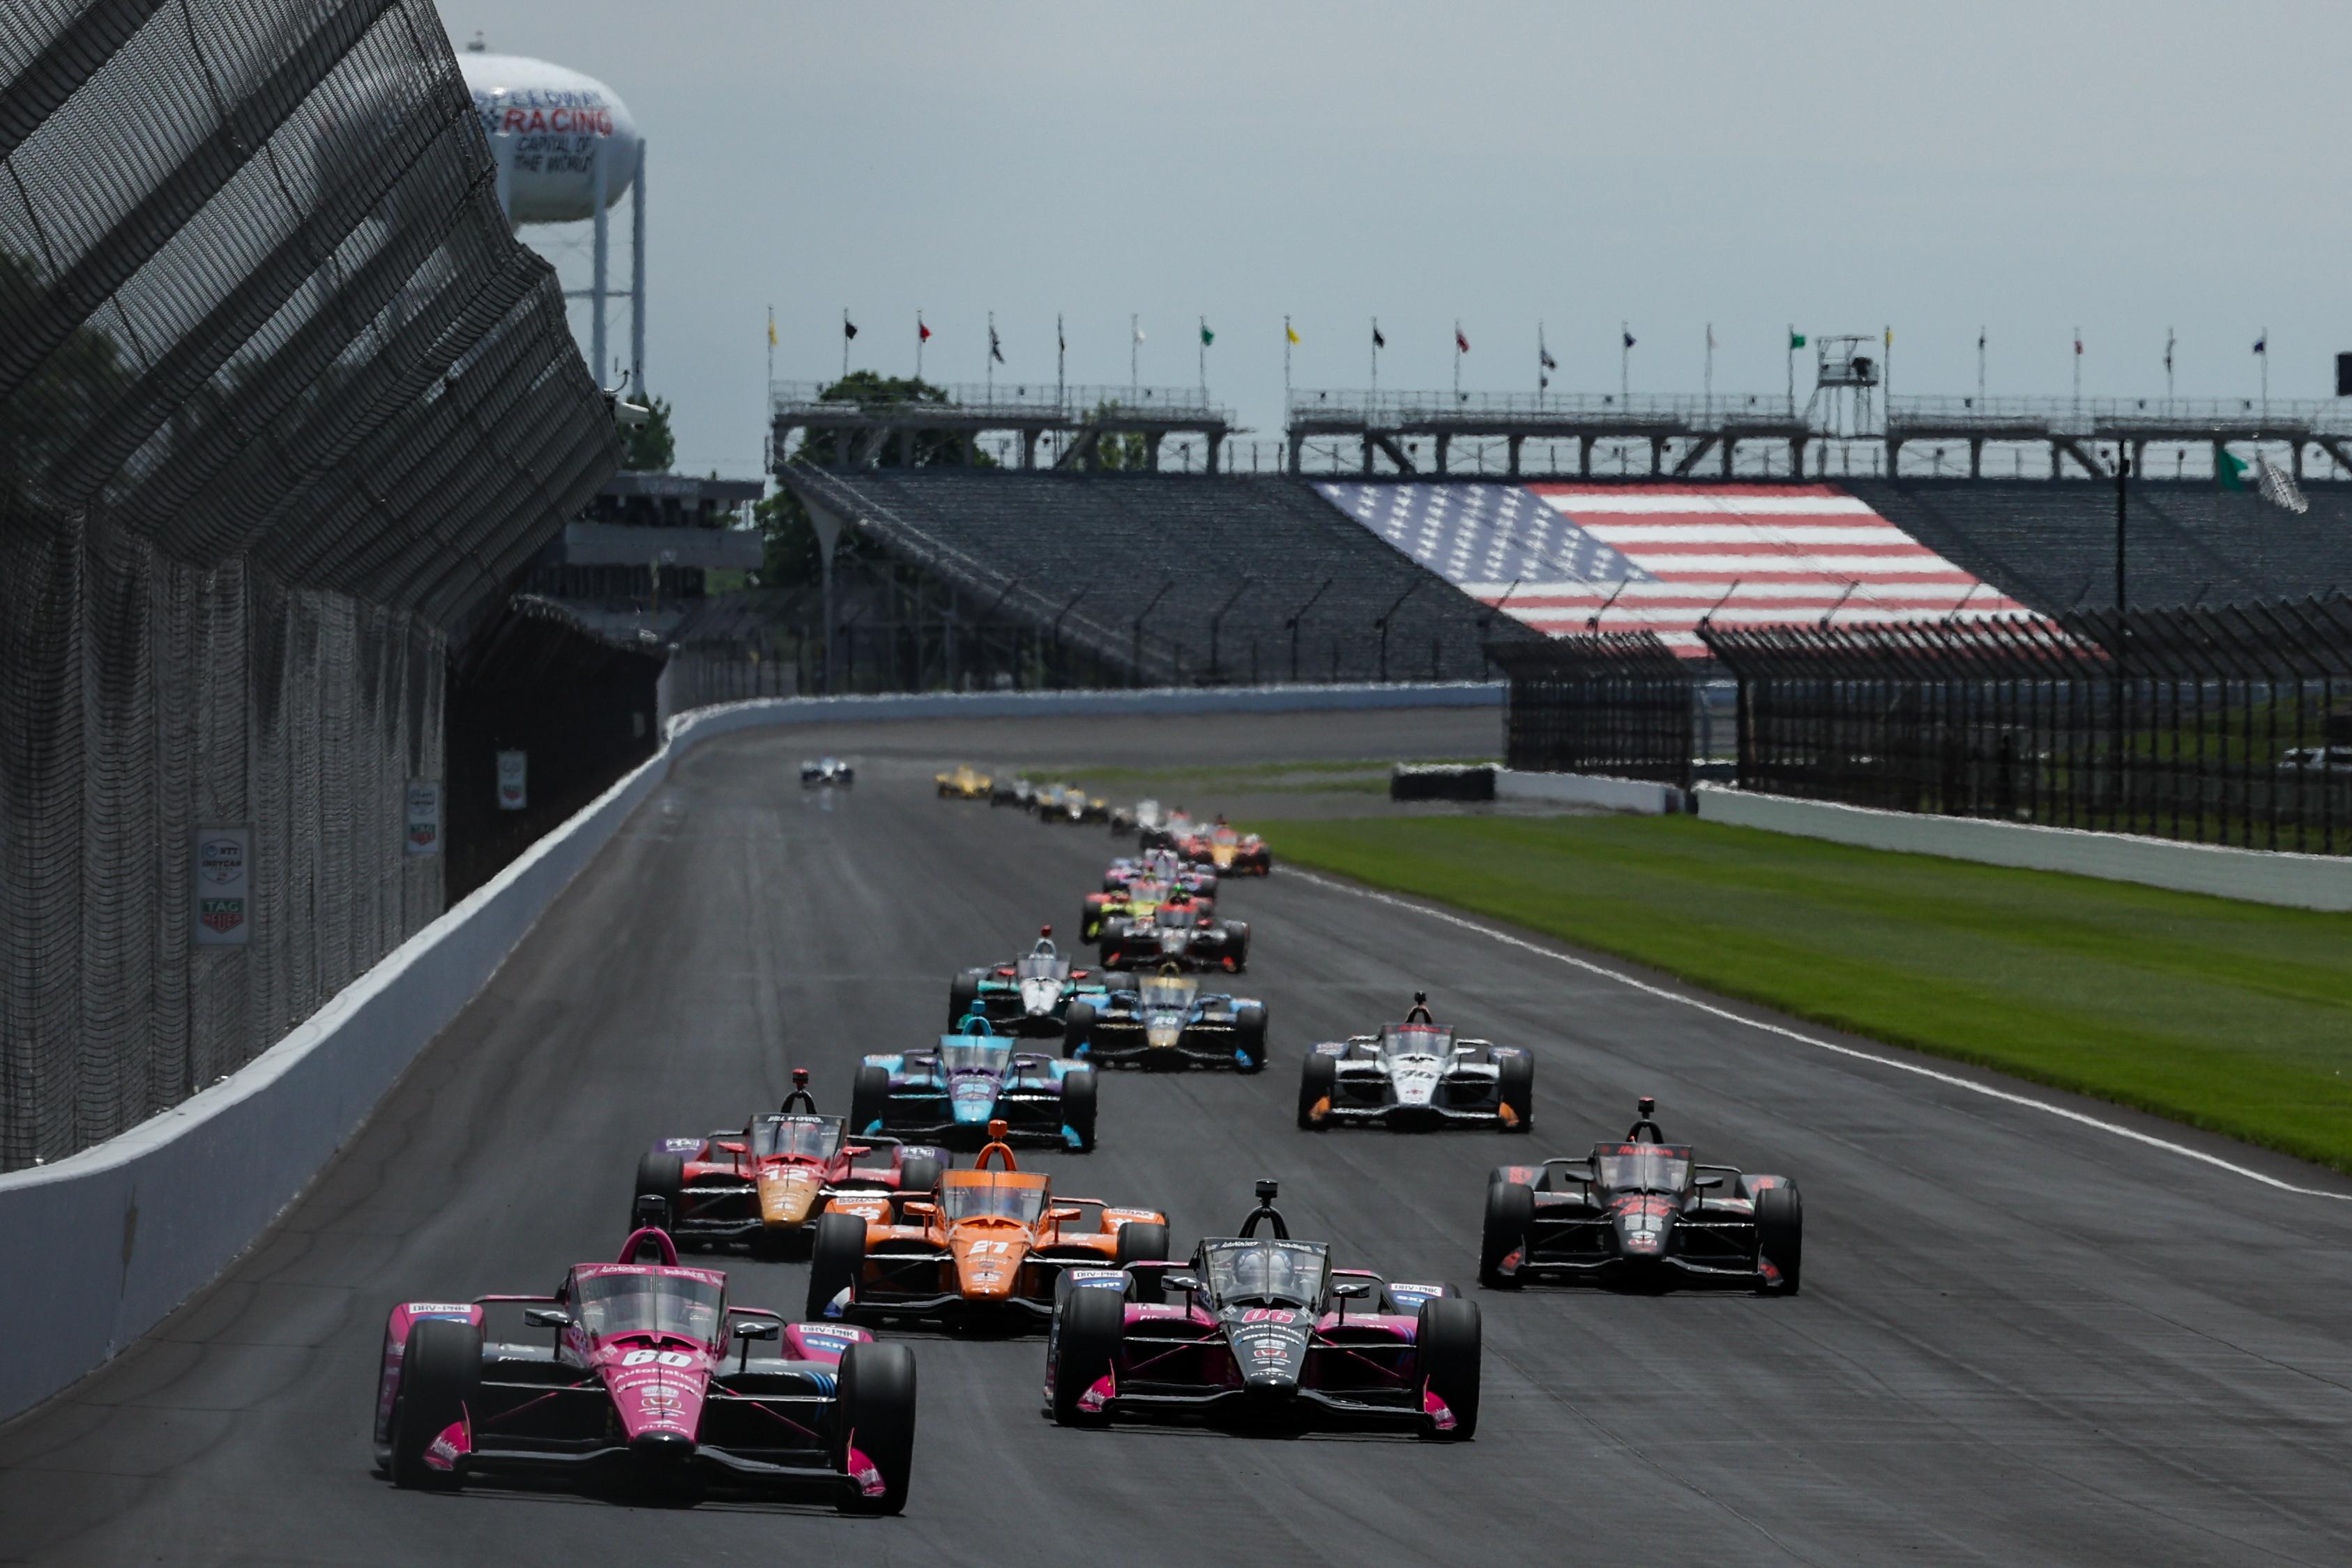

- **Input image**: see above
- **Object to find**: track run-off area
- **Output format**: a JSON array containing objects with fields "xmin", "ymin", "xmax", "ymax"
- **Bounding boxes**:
[{"xmin": 6, "ymin": 708, "xmax": 2352, "ymax": 1565}]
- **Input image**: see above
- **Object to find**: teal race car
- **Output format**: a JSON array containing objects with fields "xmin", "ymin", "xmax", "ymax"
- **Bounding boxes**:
[{"xmin": 851, "ymin": 1014, "xmax": 1100, "ymax": 1152}]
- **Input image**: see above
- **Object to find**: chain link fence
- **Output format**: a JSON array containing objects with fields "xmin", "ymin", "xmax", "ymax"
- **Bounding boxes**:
[{"xmin": 1, "ymin": 0, "xmax": 617, "ymax": 1167}]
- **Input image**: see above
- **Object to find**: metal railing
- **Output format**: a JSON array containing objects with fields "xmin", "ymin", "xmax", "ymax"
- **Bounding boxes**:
[
  {"xmin": 771, "ymin": 380, "xmax": 1232, "ymax": 423},
  {"xmin": 1288, "ymin": 388, "xmax": 1800, "ymax": 427}
]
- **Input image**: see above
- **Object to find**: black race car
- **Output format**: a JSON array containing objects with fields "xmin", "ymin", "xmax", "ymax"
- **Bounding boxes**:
[
  {"xmin": 1095, "ymin": 888, "xmax": 1249, "ymax": 973},
  {"xmin": 1065, "ymin": 966, "xmax": 1268, "ymax": 1072},
  {"xmin": 1043, "ymin": 1180, "xmax": 1480, "ymax": 1438},
  {"xmin": 1478, "ymin": 1098, "xmax": 1802, "ymax": 1293}
]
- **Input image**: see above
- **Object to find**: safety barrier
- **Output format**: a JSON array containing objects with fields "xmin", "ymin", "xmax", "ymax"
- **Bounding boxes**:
[
  {"xmin": 0, "ymin": 683, "xmax": 1496, "ymax": 1421},
  {"xmin": 1692, "ymin": 786, "xmax": 2352, "ymax": 911}
]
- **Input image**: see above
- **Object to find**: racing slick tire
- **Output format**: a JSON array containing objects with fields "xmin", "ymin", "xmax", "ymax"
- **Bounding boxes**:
[
  {"xmin": 1296, "ymin": 1051, "xmax": 1336, "ymax": 1129},
  {"xmin": 1062, "ymin": 1067, "xmax": 1100, "ymax": 1152},
  {"xmin": 634, "ymin": 1151, "xmax": 685, "ymax": 1231},
  {"xmin": 1496, "ymin": 1052, "xmax": 1535, "ymax": 1134},
  {"xmin": 390, "ymin": 1316, "xmax": 481, "ymax": 1490},
  {"xmin": 1063, "ymin": 998, "xmax": 1098, "ymax": 1056},
  {"xmin": 948, "ymin": 973, "xmax": 980, "ymax": 1028},
  {"xmin": 1052, "ymin": 1283, "xmax": 1125, "ymax": 1427},
  {"xmin": 1755, "ymin": 1184, "xmax": 1803, "ymax": 1295},
  {"xmin": 1224, "ymin": 920, "xmax": 1250, "ymax": 974},
  {"xmin": 897, "ymin": 1152, "xmax": 946, "ymax": 1197},
  {"xmin": 1231, "ymin": 1003, "xmax": 1268, "ymax": 1073},
  {"xmin": 851, "ymin": 1064, "xmax": 892, "ymax": 1138},
  {"xmin": 807, "ymin": 1210, "xmax": 869, "ymax": 1320},
  {"xmin": 1480, "ymin": 1180, "xmax": 1534, "ymax": 1288},
  {"xmin": 1414, "ymin": 1296, "xmax": 1481, "ymax": 1440},
  {"xmin": 835, "ymin": 1341, "xmax": 917, "ymax": 1515},
  {"xmin": 1114, "ymin": 1221, "xmax": 1169, "ymax": 1271}
]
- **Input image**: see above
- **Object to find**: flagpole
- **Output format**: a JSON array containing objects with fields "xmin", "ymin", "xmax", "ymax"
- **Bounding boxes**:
[
  {"xmin": 1130, "ymin": 313, "xmax": 1139, "ymax": 399},
  {"xmin": 1198, "ymin": 314, "xmax": 1206, "ymax": 397},
  {"xmin": 2261, "ymin": 328, "xmax": 2270, "ymax": 427},
  {"xmin": 2073, "ymin": 327, "xmax": 2081, "ymax": 413},
  {"xmin": 842, "ymin": 307, "xmax": 850, "ymax": 380},
  {"xmin": 1056, "ymin": 312, "xmax": 1065, "ymax": 412},
  {"xmin": 986, "ymin": 309, "xmax": 995, "ymax": 402},
  {"xmin": 1704, "ymin": 323, "xmax": 1714, "ymax": 420},
  {"xmin": 766, "ymin": 304, "xmax": 775, "ymax": 390},
  {"xmin": 2164, "ymin": 327, "xmax": 2174, "ymax": 411},
  {"xmin": 1452, "ymin": 319, "xmax": 1461, "ymax": 402},
  {"xmin": 1284, "ymin": 315, "xmax": 1293, "ymax": 403},
  {"xmin": 1786, "ymin": 324, "xmax": 1796, "ymax": 416},
  {"xmin": 1978, "ymin": 326, "xmax": 1987, "ymax": 407},
  {"xmin": 916, "ymin": 308, "xmax": 925, "ymax": 381},
  {"xmin": 1620, "ymin": 322, "xmax": 1630, "ymax": 402},
  {"xmin": 1370, "ymin": 317, "xmax": 1379, "ymax": 397}
]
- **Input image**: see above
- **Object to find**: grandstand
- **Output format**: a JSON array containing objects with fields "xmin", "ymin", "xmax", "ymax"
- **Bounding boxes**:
[{"xmin": 780, "ymin": 467, "xmax": 1532, "ymax": 687}]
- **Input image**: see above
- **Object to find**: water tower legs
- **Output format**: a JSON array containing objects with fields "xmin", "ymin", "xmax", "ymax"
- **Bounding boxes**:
[
  {"xmin": 591, "ymin": 141, "xmax": 609, "ymax": 384},
  {"xmin": 630, "ymin": 141, "xmax": 646, "ymax": 392}
]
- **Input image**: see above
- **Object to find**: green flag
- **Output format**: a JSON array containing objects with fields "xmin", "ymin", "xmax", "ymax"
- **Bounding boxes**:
[
  {"xmin": 2217, "ymin": 448, "xmax": 2249, "ymax": 490},
  {"xmin": 1200, "ymin": 324, "xmax": 1215, "ymax": 346},
  {"xmin": 1789, "ymin": 331, "xmax": 1807, "ymax": 349}
]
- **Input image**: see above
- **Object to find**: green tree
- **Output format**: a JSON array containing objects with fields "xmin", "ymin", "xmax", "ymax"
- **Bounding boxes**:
[
  {"xmin": 760, "ymin": 372, "xmax": 999, "ymax": 583},
  {"xmin": 621, "ymin": 393, "xmax": 676, "ymax": 471},
  {"xmin": 1076, "ymin": 399, "xmax": 1150, "ymax": 470}
]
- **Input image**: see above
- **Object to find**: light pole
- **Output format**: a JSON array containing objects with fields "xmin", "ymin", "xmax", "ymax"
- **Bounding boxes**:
[
  {"xmin": 1375, "ymin": 577, "xmax": 1426, "ymax": 684},
  {"xmin": 1048, "ymin": 588, "xmax": 1086, "ymax": 689},
  {"xmin": 1208, "ymin": 578, "xmax": 1253, "ymax": 685},
  {"xmin": 1130, "ymin": 579, "xmax": 1173, "ymax": 687},
  {"xmin": 1287, "ymin": 576, "xmax": 1333, "ymax": 683}
]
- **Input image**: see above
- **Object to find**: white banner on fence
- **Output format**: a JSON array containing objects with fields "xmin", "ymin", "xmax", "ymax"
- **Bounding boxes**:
[
  {"xmin": 404, "ymin": 782, "xmax": 443, "ymax": 855},
  {"xmin": 191, "ymin": 826, "xmax": 251, "ymax": 946},
  {"xmin": 496, "ymin": 752, "xmax": 527, "ymax": 812}
]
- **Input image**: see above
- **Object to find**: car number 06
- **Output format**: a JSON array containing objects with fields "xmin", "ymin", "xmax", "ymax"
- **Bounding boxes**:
[{"xmin": 623, "ymin": 1349, "xmax": 696, "ymax": 1369}]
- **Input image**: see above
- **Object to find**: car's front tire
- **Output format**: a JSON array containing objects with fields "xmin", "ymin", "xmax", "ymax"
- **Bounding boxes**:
[
  {"xmin": 1480, "ymin": 1180, "xmax": 1533, "ymax": 1289},
  {"xmin": 1755, "ymin": 1184, "xmax": 1803, "ymax": 1294},
  {"xmin": 634, "ymin": 1150, "xmax": 685, "ymax": 1231},
  {"xmin": 1232, "ymin": 1004, "xmax": 1268, "ymax": 1074},
  {"xmin": 1062, "ymin": 1067, "xmax": 1099, "ymax": 1152},
  {"xmin": 850, "ymin": 1064, "xmax": 891, "ymax": 1137},
  {"xmin": 1415, "ymin": 1296, "xmax": 1481, "ymax": 1440},
  {"xmin": 1496, "ymin": 1051, "xmax": 1535, "ymax": 1134},
  {"xmin": 1296, "ymin": 1051, "xmax": 1335, "ymax": 1129},
  {"xmin": 1051, "ymin": 1284, "xmax": 1125, "ymax": 1427},
  {"xmin": 389, "ymin": 1316, "xmax": 480, "ymax": 1490},
  {"xmin": 807, "ymin": 1210, "xmax": 868, "ymax": 1320},
  {"xmin": 834, "ymin": 1341, "xmax": 916, "ymax": 1515}
]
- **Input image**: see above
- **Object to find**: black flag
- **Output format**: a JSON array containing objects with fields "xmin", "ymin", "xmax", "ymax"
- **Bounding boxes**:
[
  {"xmin": 1372, "ymin": 324, "xmax": 1386, "ymax": 349},
  {"xmin": 844, "ymin": 318, "xmax": 858, "ymax": 340}
]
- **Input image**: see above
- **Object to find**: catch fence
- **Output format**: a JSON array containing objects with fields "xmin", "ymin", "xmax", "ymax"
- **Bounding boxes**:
[
  {"xmin": 1699, "ymin": 600, "xmax": 2352, "ymax": 854},
  {"xmin": 1487, "ymin": 633, "xmax": 1694, "ymax": 788},
  {"xmin": 1, "ymin": 0, "xmax": 616, "ymax": 1167}
]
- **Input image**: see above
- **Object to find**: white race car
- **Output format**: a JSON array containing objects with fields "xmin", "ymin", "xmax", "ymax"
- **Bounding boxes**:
[
  {"xmin": 801, "ymin": 756, "xmax": 854, "ymax": 787},
  {"xmin": 1297, "ymin": 994, "xmax": 1533, "ymax": 1132}
]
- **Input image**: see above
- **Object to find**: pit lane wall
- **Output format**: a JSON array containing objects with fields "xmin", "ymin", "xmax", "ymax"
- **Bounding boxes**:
[
  {"xmin": 1693, "ymin": 786, "xmax": 2352, "ymax": 911},
  {"xmin": 0, "ymin": 683, "xmax": 1498, "ymax": 1422}
]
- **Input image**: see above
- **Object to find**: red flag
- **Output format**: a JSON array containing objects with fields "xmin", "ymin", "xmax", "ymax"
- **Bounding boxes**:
[
  {"xmin": 1455, "ymin": 328, "xmax": 1470, "ymax": 353},
  {"xmin": 919, "ymin": 319, "xmax": 933, "ymax": 343}
]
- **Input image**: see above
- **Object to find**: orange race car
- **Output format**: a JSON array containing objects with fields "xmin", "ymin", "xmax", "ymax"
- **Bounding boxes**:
[
  {"xmin": 1183, "ymin": 816, "xmax": 1273, "ymax": 876},
  {"xmin": 803, "ymin": 1120, "xmax": 1170, "ymax": 1329}
]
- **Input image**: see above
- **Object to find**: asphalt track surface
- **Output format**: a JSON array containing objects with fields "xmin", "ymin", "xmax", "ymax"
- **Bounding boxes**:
[{"xmin": 8, "ymin": 708, "xmax": 2352, "ymax": 1565}]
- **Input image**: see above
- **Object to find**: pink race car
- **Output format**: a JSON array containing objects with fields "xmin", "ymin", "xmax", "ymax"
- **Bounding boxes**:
[{"xmin": 372, "ymin": 1210, "xmax": 918, "ymax": 1512}]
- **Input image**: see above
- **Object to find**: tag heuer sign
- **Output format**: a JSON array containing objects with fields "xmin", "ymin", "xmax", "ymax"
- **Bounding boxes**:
[
  {"xmin": 405, "ymin": 780, "xmax": 443, "ymax": 855},
  {"xmin": 496, "ymin": 751, "xmax": 527, "ymax": 811},
  {"xmin": 192, "ymin": 825, "xmax": 252, "ymax": 946}
]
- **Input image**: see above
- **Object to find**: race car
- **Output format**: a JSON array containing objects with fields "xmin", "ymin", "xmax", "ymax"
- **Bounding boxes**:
[
  {"xmin": 372, "ymin": 1205, "xmax": 917, "ymax": 1512},
  {"xmin": 1478, "ymin": 1097, "xmax": 1802, "ymax": 1294},
  {"xmin": 935, "ymin": 764, "xmax": 992, "ymax": 799},
  {"xmin": 1185, "ymin": 817, "xmax": 1272, "ymax": 876},
  {"xmin": 1297, "ymin": 994, "xmax": 1532, "ymax": 1132},
  {"xmin": 805, "ymin": 1119, "xmax": 1169, "ymax": 1328},
  {"xmin": 1042, "ymin": 1179, "xmax": 1480, "ymax": 1438},
  {"xmin": 635, "ymin": 1072, "xmax": 952, "ymax": 1258},
  {"xmin": 801, "ymin": 756, "xmax": 854, "ymax": 786},
  {"xmin": 1040, "ymin": 784, "xmax": 1110, "ymax": 825},
  {"xmin": 1065, "ymin": 965, "xmax": 1268, "ymax": 1072},
  {"xmin": 1130, "ymin": 799, "xmax": 1167, "ymax": 844},
  {"xmin": 1095, "ymin": 887, "xmax": 1250, "ymax": 973},
  {"xmin": 993, "ymin": 775, "xmax": 1035, "ymax": 809},
  {"xmin": 1082, "ymin": 851, "xmax": 1219, "ymax": 940},
  {"xmin": 1141, "ymin": 807, "xmax": 1197, "ymax": 853},
  {"xmin": 950, "ymin": 927, "xmax": 1116, "ymax": 1035},
  {"xmin": 854, "ymin": 1014, "xmax": 1100, "ymax": 1151}
]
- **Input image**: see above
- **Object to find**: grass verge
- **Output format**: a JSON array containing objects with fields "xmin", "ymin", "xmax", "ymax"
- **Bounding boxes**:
[{"xmin": 1254, "ymin": 814, "xmax": 2352, "ymax": 1174}]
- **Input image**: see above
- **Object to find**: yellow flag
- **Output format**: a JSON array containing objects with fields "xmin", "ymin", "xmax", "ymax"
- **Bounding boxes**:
[
  {"xmin": 767, "ymin": 311, "xmax": 777, "ymax": 347},
  {"xmin": 1286, "ymin": 324, "xmax": 1301, "ymax": 345},
  {"xmin": 1883, "ymin": 326, "xmax": 1893, "ymax": 347}
]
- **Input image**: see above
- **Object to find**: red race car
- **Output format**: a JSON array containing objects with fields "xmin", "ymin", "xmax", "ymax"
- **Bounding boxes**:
[
  {"xmin": 636, "ymin": 1071, "xmax": 952, "ymax": 1258},
  {"xmin": 372, "ymin": 1207, "xmax": 917, "ymax": 1512}
]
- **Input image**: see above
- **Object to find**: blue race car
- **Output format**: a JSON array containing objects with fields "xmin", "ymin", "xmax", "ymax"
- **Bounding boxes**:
[
  {"xmin": 1063, "ymin": 965, "xmax": 1268, "ymax": 1073},
  {"xmin": 851, "ymin": 1015, "xmax": 1100, "ymax": 1152}
]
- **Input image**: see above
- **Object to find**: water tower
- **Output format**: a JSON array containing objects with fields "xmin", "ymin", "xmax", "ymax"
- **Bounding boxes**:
[{"xmin": 458, "ymin": 39, "xmax": 645, "ymax": 390}]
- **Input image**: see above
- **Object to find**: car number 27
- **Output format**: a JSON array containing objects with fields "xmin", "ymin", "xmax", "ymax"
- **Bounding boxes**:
[{"xmin": 623, "ymin": 1349, "xmax": 697, "ymax": 1368}]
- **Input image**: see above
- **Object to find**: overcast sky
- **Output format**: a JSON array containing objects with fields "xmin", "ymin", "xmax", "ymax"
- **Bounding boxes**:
[{"xmin": 445, "ymin": 0, "xmax": 2351, "ymax": 476}]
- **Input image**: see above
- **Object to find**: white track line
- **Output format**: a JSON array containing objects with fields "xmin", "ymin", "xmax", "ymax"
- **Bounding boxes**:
[{"xmin": 1289, "ymin": 867, "xmax": 2352, "ymax": 1201}]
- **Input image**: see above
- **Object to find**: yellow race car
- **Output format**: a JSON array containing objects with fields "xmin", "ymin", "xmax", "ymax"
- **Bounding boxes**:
[{"xmin": 936, "ymin": 764, "xmax": 993, "ymax": 800}]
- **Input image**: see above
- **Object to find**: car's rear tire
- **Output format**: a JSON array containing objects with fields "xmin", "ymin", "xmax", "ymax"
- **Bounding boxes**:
[
  {"xmin": 834, "ymin": 1341, "xmax": 916, "ymax": 1515},
  {"xmin": 1415, "ymin": 1296, "xmax": 1482, "ymax": 1440},
  {"xmin": 1052, "ymin": 1284, "xmax": 1125, "ymax": 1427},
  {"xmin": 897, "ymin": 1152, "xmax": 944, "ymax": 1197},
  {"xmin": 807, "ymin": 1210, "xmax": 868, "ymax": 1320},
  {"xmin": 1296, "ymin": 1051, "xmax": 1335, "ymax": 1129},
  {"xmin": 1224, "ymin": 920, "xmax": 1250, "ymax": 973},
  {"xmin": 634, "ymin": 1151, "xmax": 685, "ymax": 1231},
  {"xmin": 390, "ymin": 1316, "xmax": 480, "ymax": 1490},
  {"xmin": 948, "ymin": 973, "xmax": 980, "ymax": 1028},
  {"xmin": 1480, "ymin": 1180, "xmax": 1533, "ymax": 1289},
  {"xmin": 1114, "ymin": 1220, "xmax": 1168, "ymax": 1270},
  {"xmin": 1063, "ymin": 999, "xmax": 1097, "ymax": 1055},
  {"xmin": 1755, "ymin": 1184, "xmax": 1803, "ymax": 1295},
  {"xmin": 1232, "ymin": 1005, "xmax": 1268, "ymax": 1074},
  {"xmin": 1062, "ymin": 1067, "xmax": 1099, "ymax": 1152},
  {"xmin": 850, "ymin": 1064, "xmax": 891, "ymax": 1136},
  {"xmin": 1496, "ymin": 1052, "xmax": 1535, "ymax": 1134}
]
